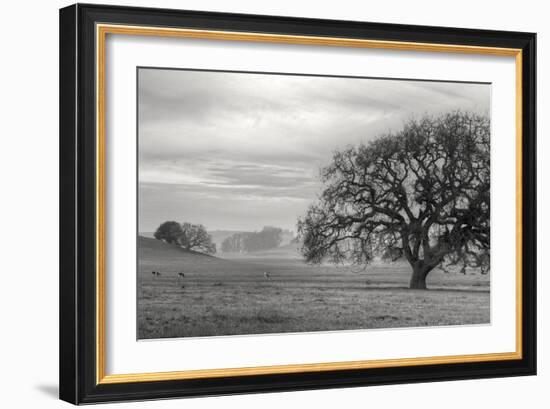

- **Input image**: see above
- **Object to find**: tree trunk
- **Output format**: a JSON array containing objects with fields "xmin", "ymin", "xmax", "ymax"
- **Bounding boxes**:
[{"xmin": 409, "ymin": 266, "xmax": 429, "ymax": 289}]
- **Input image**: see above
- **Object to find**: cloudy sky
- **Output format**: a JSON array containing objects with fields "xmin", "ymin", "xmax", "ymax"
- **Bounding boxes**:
[{"xmin": 138, "ymin": 68, "xmax": 490, "ymax": 233}]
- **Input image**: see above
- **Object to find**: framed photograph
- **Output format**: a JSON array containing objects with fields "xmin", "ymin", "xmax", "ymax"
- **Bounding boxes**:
[{"xmin": 59, "ymin": 3, "xmax": 536, "ymax": 404}]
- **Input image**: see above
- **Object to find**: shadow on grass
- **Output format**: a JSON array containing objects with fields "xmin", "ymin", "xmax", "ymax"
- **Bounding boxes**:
[{"xmin": 370, "ymin": 285, "xmax": 489, "ymax": 293}]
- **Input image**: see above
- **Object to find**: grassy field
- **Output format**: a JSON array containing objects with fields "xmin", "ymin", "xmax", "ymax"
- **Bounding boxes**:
[{"xmin": 137, "ymin": 236, "xmax": 490, "ymax": 339}]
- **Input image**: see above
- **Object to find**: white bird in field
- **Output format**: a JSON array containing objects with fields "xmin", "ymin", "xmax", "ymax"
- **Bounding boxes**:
[{"xmin": 263, "ymin": 271, "xmax": 271, "ymax": 280}]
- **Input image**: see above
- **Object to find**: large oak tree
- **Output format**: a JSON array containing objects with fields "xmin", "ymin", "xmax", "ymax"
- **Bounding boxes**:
[{"xmin": 298, "ymin": 112, "xmax": 490, "ymax": 289}]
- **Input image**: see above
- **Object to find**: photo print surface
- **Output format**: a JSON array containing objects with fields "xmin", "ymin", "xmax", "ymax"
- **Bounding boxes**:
[{"xmin": 137, "ymin": 67, "xmax": 491, "ymax": 340}]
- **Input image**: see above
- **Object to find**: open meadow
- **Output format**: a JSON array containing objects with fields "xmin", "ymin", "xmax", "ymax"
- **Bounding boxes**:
[{"xmin": 137, "ymin": 236, "xmax": 490, "ymax": 339}]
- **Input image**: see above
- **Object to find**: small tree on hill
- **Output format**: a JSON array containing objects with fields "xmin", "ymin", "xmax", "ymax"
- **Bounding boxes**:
[
  {"xmin": 154, "ymin": 221, "xmax": 216, "ymax": 254},
  {"xmin": 153, "ymin": 221, "xmax": 183, "ymax": 245},
  {"xmin": 298, "ymin": 112, "xmax": 490, "ymax": 289},
  {"xmin": 179, "ymin": 222, "xmax": 217, "ymax": 254}
]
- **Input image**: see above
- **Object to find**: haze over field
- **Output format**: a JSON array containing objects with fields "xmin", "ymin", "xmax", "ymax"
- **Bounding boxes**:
[{"xmin": 137, "ymin": 237, "xmax": 490, "ymax": 339}]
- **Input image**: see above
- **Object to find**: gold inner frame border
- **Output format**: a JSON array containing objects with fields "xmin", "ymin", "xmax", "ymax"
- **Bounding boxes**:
[{"xmin": 95, "ymin": 23, "xmax": 523, "ymax": 385}]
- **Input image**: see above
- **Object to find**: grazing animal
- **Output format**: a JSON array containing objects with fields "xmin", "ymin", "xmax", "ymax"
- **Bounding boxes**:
[
  {"xmin": 178, "ymin": 272, "xmax": 185, "ymax": 279},
  {"xmin": 263, "ymin": 271, "xmax": 271, "ymax": 280},
  {"xmin": 151, "ymin": 271, "xmax": 156, "ymax": 276}
]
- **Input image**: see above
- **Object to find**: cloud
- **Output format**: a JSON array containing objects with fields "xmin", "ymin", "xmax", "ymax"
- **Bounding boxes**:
[{"xmin": 138, "ymin": 68, "xmax": 490, "ymax": 232}]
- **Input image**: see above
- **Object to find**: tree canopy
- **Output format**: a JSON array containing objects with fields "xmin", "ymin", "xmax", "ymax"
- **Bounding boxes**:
[
  {"xmin": 298, "ymin": 112, "xmax": 490, "ymax": 289},
  {"xmin": 179, "ymin": 222, "xmax": 216, "ymax": 254},
  {"xmin": 154, "ymin": 221, "xmax": 216, "ymax": 254},
  {"xmin": 153, "ymin": 221, "xmax": 183, "ymax": 245}
]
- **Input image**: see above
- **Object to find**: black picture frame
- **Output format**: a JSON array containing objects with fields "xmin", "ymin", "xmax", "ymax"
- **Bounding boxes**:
[{"xmin": 59, "ymin": 3, "xmax": 536, "ymax": 405}]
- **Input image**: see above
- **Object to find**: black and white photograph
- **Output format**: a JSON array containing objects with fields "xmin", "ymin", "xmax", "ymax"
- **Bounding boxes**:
[
  {"xmin": 137, "ymin": 68, "xmax": 491, "ymax": 340},
  {"xmin": 137, "ymin": 68, "xmax": 491, "ymax": 339}
]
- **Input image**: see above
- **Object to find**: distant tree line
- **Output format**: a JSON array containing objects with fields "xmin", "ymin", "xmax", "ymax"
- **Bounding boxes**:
[
  {"xmin": 154, "ymin": 221, "xmax": 216, "ymax": 254},
  {"xmin": 221, "ymin": 226, "xmax": 283, "ymax": 253}
]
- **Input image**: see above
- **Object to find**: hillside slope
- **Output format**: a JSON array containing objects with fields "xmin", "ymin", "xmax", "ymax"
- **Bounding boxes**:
[
  {"xmin": 138, "ymin": 236, "xmax": 220, "ymax": 271},
  {"xmin": 138, "ymin": 236, "xmax": 285, "ymax": 276},
  {"xmin": 139, "ymin": 235, "xmax": 216, "ymax": 257}
]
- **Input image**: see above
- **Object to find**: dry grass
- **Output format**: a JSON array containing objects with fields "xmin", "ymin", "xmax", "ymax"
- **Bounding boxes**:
[{"xmin": 137, "ymin": 237, "xmax": 490, "ymax": 339}]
